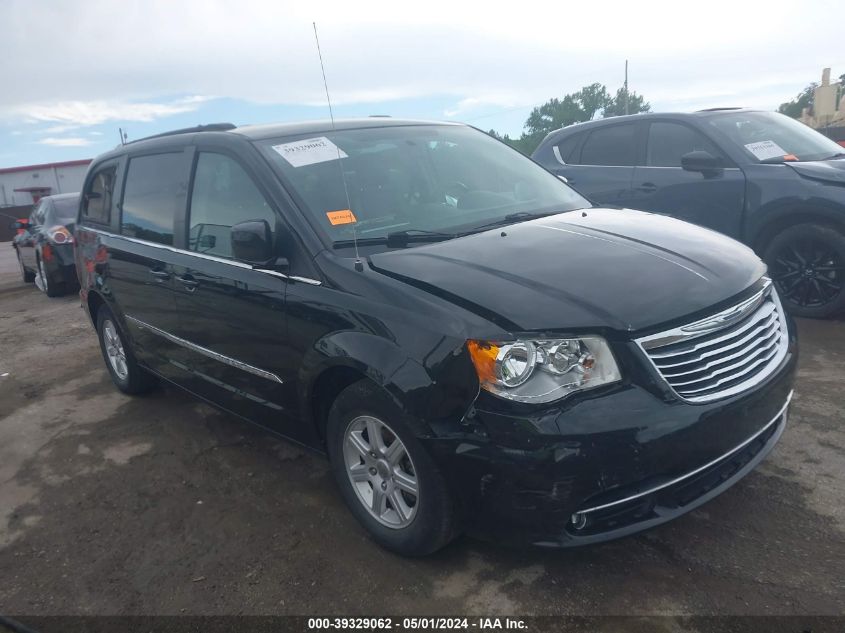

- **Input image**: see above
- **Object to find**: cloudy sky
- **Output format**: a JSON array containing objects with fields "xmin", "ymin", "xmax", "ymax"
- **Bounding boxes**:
[{"xmin": 1, "ymin": 0, "xmax": 843, "ymax": 168}]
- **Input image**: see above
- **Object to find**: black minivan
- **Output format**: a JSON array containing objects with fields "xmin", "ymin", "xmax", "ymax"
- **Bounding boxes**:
[{"xmin": 75, "ymin": 119, "xmax": 796, "ymax": 555}]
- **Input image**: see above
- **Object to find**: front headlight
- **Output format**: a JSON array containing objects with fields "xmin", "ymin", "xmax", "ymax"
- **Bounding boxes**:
[{"xmin": 467, "ymin": 336, "xmax": 621, "ymax": 403}]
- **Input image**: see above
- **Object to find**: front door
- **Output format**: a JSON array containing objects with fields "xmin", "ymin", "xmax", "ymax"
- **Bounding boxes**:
[
  {"xmin": 170, "ymin": 150, "xmax": 301, "ymax": 439},
  {"xmin": 630, "ymin": 121, "xmax": 746, "ymax": 237}
]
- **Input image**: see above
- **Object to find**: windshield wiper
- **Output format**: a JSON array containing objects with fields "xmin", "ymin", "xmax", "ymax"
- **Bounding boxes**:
[
  {"xmin": 385, "ymin": 229, "xmax": 457, "ymax": 247},
  {"xmin": 332, "ymin": 229, "xmax": 457, "ymax": 250},
  {"xmin": 464, "ymin": 210, "xmax": 561, "ymax": 234}
]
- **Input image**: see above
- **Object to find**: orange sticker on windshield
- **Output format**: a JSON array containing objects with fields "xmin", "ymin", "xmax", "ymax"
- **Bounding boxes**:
[{"xmin": 327, "ymin": 209, "xmax": 357, "ymax": 225}]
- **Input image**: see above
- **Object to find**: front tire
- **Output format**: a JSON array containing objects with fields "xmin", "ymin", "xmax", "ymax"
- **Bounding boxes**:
[
  {"xmin": 764, "ymin": 223, "xmax": 845, "ymax": 318},
  {"xmin": 96, "ymin": 307, "xmax": 157, "ymax": 395},
  {"xmin": 326, "ymin": 380, "xmax": 459, "ymax": 556}
]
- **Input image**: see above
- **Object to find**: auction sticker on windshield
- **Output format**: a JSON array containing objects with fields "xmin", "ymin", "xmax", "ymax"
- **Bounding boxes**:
[
  {"xmin": 744, "ymin": 140, "xmax": 788, "ymax": 161},
  {"xmin": 272, "ymin": 136, "xmax": 348, "ymax": 167},
  {"xmin": 326, "ymin": 209, "xmax": 357, "ymax": 225}
]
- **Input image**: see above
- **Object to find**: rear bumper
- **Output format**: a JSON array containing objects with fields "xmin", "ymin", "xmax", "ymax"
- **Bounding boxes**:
[
  {"xmin": 424, "ymin": 331, "xmax": 797, "ymax": 548},
  {"xmin": 44, "ymin": 244, "xmax": 78, "ymax": 286}
]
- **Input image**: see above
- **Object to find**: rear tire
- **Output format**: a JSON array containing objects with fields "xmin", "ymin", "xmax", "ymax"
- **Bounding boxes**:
[
  {"xmin": 326, "ymin": 380, "xmax": 459, "ymax": 556},
  {"xmin": 96, "ymin": 306, "xmax": 157, "ymax": 395},
  {"xmin": 37, "ymin": 256, "xmax": 64, "ymax": 298},
  {"xmin": 17, "ymin": 250, "xmax": 35, "ymax": 283},
  {"xmin": 763, "ymin": 223, "xmax": 845, "ymax": 318}
]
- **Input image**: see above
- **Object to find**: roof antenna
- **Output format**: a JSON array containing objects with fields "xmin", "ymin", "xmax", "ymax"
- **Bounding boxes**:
[
  {"xmin": 313, "ymin": 21, "xmax": 363, "ymax": 272},
  {"xmin": 118, "ymin": 127, "xmax": 126, "ymax": 146}
]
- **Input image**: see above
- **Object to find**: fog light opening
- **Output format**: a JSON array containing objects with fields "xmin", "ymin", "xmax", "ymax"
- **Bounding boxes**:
[{"xmin": 570, "ymin": 512, "xmax": 587, "ymax": 530}]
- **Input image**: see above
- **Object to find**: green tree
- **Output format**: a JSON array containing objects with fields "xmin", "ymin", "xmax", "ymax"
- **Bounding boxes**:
[
  {"xmin": 778, "ymin": 83, "xmax": 816, "ymax": 119},
  {"xmin": 486, "ymin": 129, "xmax": 533, "ymax": 154},
  {"xmin": 488, "ymin": 81, "xmax": 652, "ymax": 155},
  {"xmin": 522, "ymin": 83, "xmax": 610, "ymax": 147},
  {"xmin": 603, "ymin": 87, "xmax": 651, "ymax": 117}
]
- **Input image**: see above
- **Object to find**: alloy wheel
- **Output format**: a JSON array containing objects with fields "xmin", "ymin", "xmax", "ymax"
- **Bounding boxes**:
[
  {"xmin": 343, "ymin": 415, "xmax": 419, "ymax": 529},
  {"xmin": 770, "ymin": 239, "xmax": 844, "ymax": 309},
  {"xmin": 103, "ymin": 319, "xmax": 129, "ymax": 381}
]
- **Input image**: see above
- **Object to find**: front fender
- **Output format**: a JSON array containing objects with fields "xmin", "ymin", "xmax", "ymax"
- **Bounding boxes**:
[{"xmin": 299, "ymin": 330, "xmax": 479, "ymax": 437}]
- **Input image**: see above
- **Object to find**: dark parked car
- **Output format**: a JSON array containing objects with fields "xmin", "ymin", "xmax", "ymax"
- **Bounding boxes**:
[
  {"xmin": 532, "ymin": 109, "xmax": 845, "ymax": 318},
  {"xmin": 74, "ymin": 119, "xmax": 796, "ymax": 555},
  {"xmin": 12, "ymin": 192, "xmax": 80, "ymax": 297}
]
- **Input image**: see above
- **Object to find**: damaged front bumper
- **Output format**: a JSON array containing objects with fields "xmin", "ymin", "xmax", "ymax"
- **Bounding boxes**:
[{"xmin": 422, "ymin": 339, "xmax": 797, "ymax": 548}]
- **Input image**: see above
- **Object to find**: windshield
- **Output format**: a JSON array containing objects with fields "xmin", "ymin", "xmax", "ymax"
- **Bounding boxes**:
[
  {"xmin": 708, "ymin": 111, "xmax": 844, "ymax": 163},
  {"xmin": 50, "ymin": 196, "xmax": 79, "ymax": 224},
  {"xmin": 258, "ymin": 125, "xmax": 589, "ymax": 249}
]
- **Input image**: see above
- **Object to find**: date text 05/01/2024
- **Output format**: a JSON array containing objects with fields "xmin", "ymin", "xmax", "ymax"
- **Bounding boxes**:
[{"xmin": 307, "ymin": 617, "xmax": 528, "ymax": 630}]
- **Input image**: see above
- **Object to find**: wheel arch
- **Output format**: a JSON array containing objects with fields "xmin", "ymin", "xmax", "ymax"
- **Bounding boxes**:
[
  {"xmin": 300, "ymin": 331, "xmax": 476, "ymax": 445},
  {"xmin": 86, "ymin": 290, "xmax": 107, "ymax": 327},
  {"xmin": 751, "ymin": 206, "xmax": 845, "ymax": 253}
]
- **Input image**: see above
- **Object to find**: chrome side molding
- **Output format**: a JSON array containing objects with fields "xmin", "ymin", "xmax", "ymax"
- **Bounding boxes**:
[{"xmin": 125, "ymin": 315, "xmax": 284, "ymax": 384}]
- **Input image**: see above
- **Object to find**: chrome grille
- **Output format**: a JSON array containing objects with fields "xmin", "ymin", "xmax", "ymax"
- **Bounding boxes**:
[{"xmin": 637, "ymin": 281, "xmax": 788, "ymax": 403}]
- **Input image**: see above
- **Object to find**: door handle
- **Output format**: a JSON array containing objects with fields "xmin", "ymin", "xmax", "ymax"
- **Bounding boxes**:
[
  {"xmin": 636, "ymin": 182, "xmax": 658, "ymax": 193},
  {"xmin": 176, "ymin": 274, "xmax": 199, "ymax": 292},
  {"xmin": 148, "ymin": 268, "xmax": 170, "ymax": 281}
]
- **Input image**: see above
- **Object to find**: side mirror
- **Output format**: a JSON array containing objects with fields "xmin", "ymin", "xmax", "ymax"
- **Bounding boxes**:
[
  {"xmin": 681, "ymin": 150, "xmax": 722, "ymax": 173},
  {"xmin": 231, "ymin": 219, "xmax": 274, "ymax": 265}
]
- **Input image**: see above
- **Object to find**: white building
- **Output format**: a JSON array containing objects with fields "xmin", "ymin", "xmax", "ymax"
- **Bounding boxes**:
[{"xmin": 0, "ymin": 159, "xmax": 92, "ymax": 207}]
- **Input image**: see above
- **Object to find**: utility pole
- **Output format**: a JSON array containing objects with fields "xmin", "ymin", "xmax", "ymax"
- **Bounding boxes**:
[{"xmin": 624, "ymin": 59, "xmax": 629, "ymax": 115}]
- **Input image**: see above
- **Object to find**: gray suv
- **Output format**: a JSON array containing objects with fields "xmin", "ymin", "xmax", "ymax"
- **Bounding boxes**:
[{"xmin": 532, "ymin": 109, "xmax": 845, "ymax": 318}]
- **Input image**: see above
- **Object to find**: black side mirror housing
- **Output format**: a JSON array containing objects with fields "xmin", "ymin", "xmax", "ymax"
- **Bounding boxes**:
[
  {"xmin": 231, "ymin": 219, "xmax": 274, "ymax": 265},
  {"xmin": 681, "ymin": 150, "xmax": 722, "ymax": 174}
]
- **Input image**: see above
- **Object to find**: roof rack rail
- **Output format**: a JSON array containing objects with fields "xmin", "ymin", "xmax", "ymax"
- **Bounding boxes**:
[
  {"xmin": 127, "ymin": 123, "xmax": 237, "ymax": 144},
  {"xmin": 697, "ymin": 107, "xmax": 745, "ymax": 112}
]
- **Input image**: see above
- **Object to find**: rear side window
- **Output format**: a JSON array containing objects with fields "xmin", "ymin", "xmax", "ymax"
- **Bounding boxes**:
[
  {"xmin": 187, "ymin": 153, "xmax": 277, "ymax": 260},
  {"xmin": 647, "ymin": 122, "xmax": 721, "ymax": 167},
  {"xmin": 121, "ymin": 153, "xmax": 185, "ymax": 245},
  {"xmin": 82, "ymin": 167, "xmax": 115, "ymax": 224},
  {"xmin": 580, "ymin": 124, "xmax": 638, "ymax": 166}
]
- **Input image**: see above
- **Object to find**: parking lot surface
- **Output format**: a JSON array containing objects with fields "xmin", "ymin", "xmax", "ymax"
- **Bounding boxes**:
[{"xmin": 0, "ymin": 242, "xmax": 843, "ymax": 617}]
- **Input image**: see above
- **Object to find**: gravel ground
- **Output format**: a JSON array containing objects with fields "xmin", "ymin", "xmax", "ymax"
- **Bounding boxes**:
[{"xmin": 0, "ymin": 241, "xmax": 843, "ymax": 617}]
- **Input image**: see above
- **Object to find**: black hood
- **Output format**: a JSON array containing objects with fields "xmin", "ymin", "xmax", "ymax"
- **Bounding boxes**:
[
  {"xmin": 786, "ymin": 159, "xmax": 845, "ymax": 185},
  {"xmin": 369, "ymin": 209, "xmax": 766, "ymax": 333}
]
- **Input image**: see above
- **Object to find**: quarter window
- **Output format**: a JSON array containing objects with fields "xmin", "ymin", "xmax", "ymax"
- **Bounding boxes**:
[
  {"xmin": 647, "ymin": 122, "xmax": 721, "ymax": 167},
  {"xmin": 188, "ymin": 153, "xmax": 277, "ymax": 259},
  {"xmin": 121, "ymin": 153, "xmax": 185, "ymax": 245},
  {"xmin": 554, "ymin": 133, "xmax": 582, "ymax": 165},
  {"xmin": 82, "ymin": 167, "xmax": 116, "ymax": 224},
  {"xmin": 580, "ymin": 124, "xmax": 638, "ymax": 166}
]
